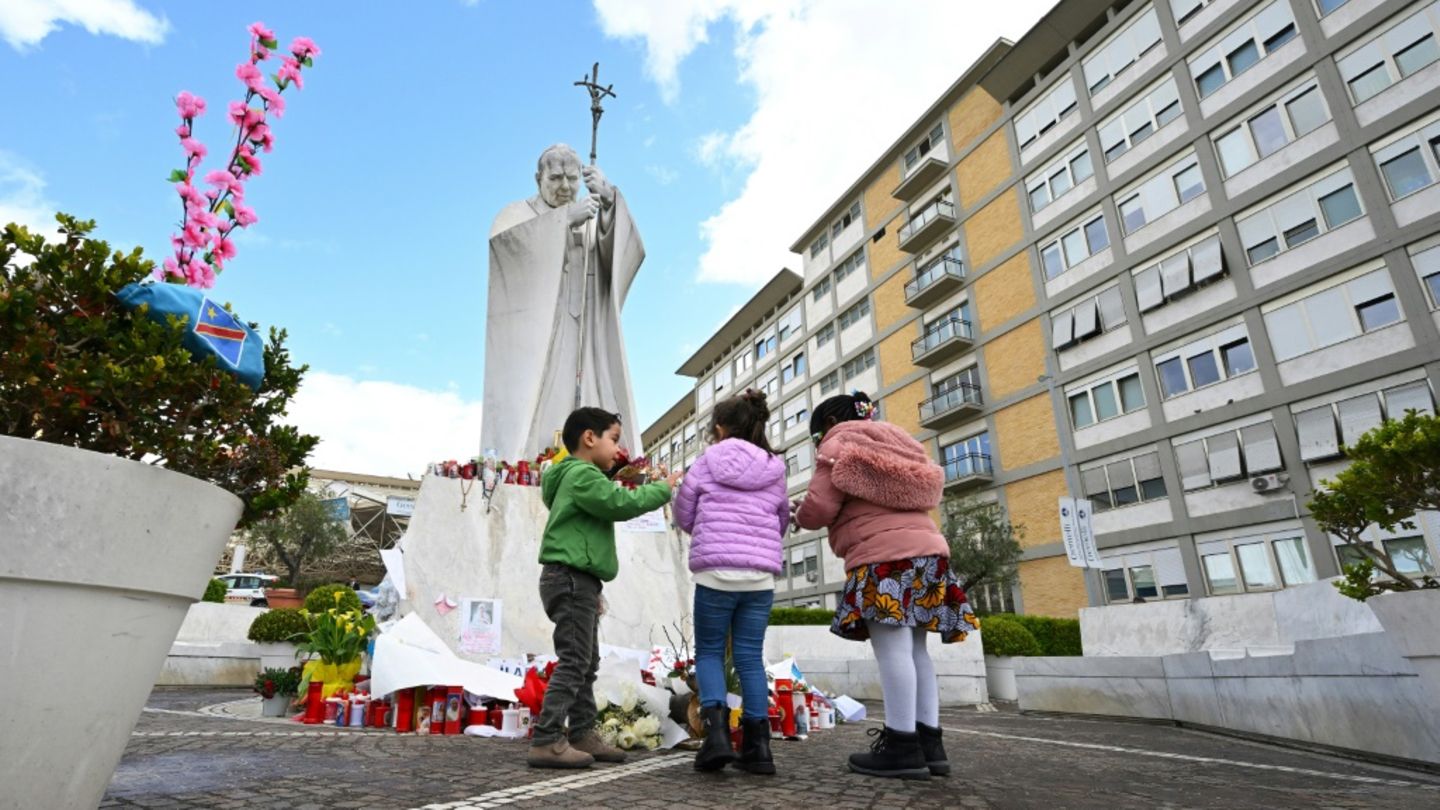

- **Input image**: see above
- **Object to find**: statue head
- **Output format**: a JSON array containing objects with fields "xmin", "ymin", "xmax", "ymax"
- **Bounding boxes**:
[{"xmin": 535, "ymin": 144, "xmax": 582, "ymax": 208}]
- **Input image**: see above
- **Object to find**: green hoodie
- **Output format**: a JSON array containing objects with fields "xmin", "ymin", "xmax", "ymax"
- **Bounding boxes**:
[{"xmin": 539, "ymin": 456, "xmax": 673, "ymax": 582}]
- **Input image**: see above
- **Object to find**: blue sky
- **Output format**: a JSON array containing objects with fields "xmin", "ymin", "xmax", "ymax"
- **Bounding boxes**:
[{"xmin": 0, "ymin": 0, "xmax": 1052, "ymax": 474}]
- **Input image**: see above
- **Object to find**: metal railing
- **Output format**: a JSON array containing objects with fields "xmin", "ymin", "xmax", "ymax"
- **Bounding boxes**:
[
  {"xmin": 898, "ymin": 199, "xmax": 956, "ymax": 243},
  {"xmin": 911, "ymin": 316, "xmax": 973, "ymax": 358},
  {"xmin": 919, "ymin": 382, "xmax": 982, "ymax": 422},
  {"xmin": 905, "ymin": 254, "xmax": 965, "ymax": 300},
  {"xmin": 943, "ymin": 453, "xmax": 993, "ymax": 483}
]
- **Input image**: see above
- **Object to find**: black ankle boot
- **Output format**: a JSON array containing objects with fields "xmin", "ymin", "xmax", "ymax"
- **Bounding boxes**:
[
  {"xmin": 916, "ymin": 722, "xmax": 949, "ymax": 776},
  {"xmin": 734, "ymin": 717, "xmax": 775, "ymax": 774},
  {"xmin": 694, "ymin": 705, "xmax": 737, "ymax": 771},
  {"xmin": 847, "ymin": 727, "xmax": 930, "ymax": 780}
]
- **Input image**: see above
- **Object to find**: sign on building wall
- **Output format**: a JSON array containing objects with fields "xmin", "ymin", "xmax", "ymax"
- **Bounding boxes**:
[
  {"xmin": 1058, "ymin": 497, "xmax": 1102, "ymax": 569},
  {"xmin": 322, "ymin": 496, "xmax": 350, "ymax": 522},
  {"xmin": 386, "ymin": 496, "xmax": 416, "ymax": 517},
  {"xmin": 1074, "ymin": 498, "xmax": 1102, "ymax": 568}
]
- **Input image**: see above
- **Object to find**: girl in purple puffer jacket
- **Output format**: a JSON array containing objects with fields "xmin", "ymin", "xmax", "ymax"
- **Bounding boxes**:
[{"xmin": 673, "ymin": 389, "xmax": 788, "ymax": 775}]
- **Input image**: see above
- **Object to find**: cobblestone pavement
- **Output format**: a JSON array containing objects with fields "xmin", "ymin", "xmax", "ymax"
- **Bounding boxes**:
[{"xmin": 103, "ymin": 687, "xmax": 1440, "ymax": 809}]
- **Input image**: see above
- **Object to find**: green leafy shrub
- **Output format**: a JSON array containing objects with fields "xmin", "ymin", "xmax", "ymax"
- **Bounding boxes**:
[
  {"xmin": 1008, "ymin": 615, "xmax": 1082, "ymax": 656},
  {"xmin": 202, "ymin": 578, "xmax": 228, "ymax": 603},
  {"xmin": 253, "ymin": 666, "xmax": 302, "ymax": 698},
  {"xmin": 0, "ymin": 216, "xmax": 316, "ymax": 526},
  {"xmin": 304, "ymin": 583, "xmax": 361, "ymax": 615},
  {"xmin": 768, "ymin": 607, "xmax": 833, "ymax": 626},
  {"xmin": 247, "ymin": 608, "xmax": 309, "ymax": 644},
  {"xmin": 979, "ymin": 615, "xmax": 1042, "ymax": 657}
]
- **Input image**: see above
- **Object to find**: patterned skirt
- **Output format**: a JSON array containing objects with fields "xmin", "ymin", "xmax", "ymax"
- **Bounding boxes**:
[{"xmin": 831, "ymin": 555, "xmax": 979, "ymax": 643}]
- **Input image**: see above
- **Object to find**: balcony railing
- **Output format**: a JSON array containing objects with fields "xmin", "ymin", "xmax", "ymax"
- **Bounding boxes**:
[
  {"xmin": 892, "ymin": 152, "xmax": 949, "ymax": 201},
  {"xmin": 897, "ymin": 199, "xmax": 956, "ymax": 252},
  {"xmin": 918, "ymin": 382, "xmax": 983, "ymax": 427},
  {"xmin": 911, "ymin": 316, "xmax": 974, "ymax": 364},
  {"xmin": 943, "ymin": 453, "xmax": 994, "ymax": 489},
  {"xmin": 904, "ymin": 254, "xmax": 966, "ymax": 308}
]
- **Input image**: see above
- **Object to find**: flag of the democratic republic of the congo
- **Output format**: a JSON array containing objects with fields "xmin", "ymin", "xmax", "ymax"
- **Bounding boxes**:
[{"xmin": 194, "ymin": 298, "xmax": 248, "ymax": 368}]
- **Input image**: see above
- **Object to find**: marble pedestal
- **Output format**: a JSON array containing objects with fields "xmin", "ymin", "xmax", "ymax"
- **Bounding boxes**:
[{"xmin": 399, "ymin": 476, "xmax": 692, "ymax": 660}]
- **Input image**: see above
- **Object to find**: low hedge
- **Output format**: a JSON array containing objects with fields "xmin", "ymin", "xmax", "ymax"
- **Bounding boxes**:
[
  {"xmin": 247, "ymin": 608, "xmax": 310, "ymax": 644},
  {"xmin": 769, "ymin": 607, "xmax": 833, "ymax": 626},
  {"xmin": 1007, "ymin": 615, "xmax": 1083, "ymax": 657},
  {"xmin": 304, "ymin": 583, "xmax": 362, "ymax": 615},
  {"xmin": 978, "ymin": 615, "xmax": 1042, "ymax": 657},
  {"xmin": 202, "ymin": 578, "xmax": 227, "ymax": 603}
]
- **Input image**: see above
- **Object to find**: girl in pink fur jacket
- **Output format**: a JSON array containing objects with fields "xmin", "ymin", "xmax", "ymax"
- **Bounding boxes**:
[{"xmin": 794, "ymin": 391, "xmax": 978, "ymax": 781}]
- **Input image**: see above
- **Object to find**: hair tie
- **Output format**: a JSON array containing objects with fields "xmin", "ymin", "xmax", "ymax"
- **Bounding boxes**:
[{"xmin": 852, "ymin": 395, "xmax": 877, "ymax": 421}]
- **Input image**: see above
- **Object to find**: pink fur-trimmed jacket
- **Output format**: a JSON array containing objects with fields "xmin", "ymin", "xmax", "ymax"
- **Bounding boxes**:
[{"xmin": 794, "ymin": 420, "xmax": 948, "ymax": 571}]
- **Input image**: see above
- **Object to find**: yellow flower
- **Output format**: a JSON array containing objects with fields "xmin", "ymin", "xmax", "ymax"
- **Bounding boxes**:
[
  {"xmin": 871, "ymin": 593, "xmax": 904, "ymax": 621},
  {"xmin": 333, "ymin": 592, "xmax": 344, "ymax": 604}
]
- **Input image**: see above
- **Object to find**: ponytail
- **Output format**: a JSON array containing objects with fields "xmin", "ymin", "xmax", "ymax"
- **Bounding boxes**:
[{"xmin": 711, "ymin": 388, "xmax": 775, "ymax": 455}]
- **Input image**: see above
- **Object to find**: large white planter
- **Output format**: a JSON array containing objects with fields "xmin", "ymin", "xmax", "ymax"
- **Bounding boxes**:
[
  {"xmin": 1368, "ymin": 588, "xmax": 1440, "ymax": 711},
  {"xmin": 0, "ymin": 436, "xmax": 242, "ymax": 810},
  {"xmin": 985, "ymin": 655, "xmax": 1018, "ymax": 701},
  {"xmin": 258, "ymin": 641, "xmax": 302, "ymax": 672}
]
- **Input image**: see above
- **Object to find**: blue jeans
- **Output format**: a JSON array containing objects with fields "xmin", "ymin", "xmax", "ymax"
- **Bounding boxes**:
[{"xmin": 693, "ymin": 584, "xmax": 773, "ymax": 720}]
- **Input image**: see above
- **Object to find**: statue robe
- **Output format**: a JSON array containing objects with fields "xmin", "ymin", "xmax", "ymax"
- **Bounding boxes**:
[{"xmin": 481, "ymin": 192, "xmax": 645, "ymax": 461}]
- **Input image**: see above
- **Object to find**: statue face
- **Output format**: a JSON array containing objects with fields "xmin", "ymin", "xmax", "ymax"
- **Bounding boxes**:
[{"xmin": 536, "ymin": 155, "xmax": 581, "ymax": 208}]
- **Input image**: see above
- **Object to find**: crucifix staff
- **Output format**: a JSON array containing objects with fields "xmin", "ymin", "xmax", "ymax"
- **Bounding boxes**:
[
  {"xmin": 573, "ymin": 62, "xmax": 615, "ymax": 166},
  {"xmin": 571, "ymin": 62, "xmax": 617, "ymax": 409}
]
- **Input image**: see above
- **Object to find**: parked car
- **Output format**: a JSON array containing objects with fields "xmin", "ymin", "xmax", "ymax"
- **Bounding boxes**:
[{"xmin": 217, "ymin": 573, "xmax": 278, "ymax": 607}]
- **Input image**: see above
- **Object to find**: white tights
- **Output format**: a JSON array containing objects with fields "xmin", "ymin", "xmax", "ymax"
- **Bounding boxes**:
[{"xmin": 866, "ymin": 621, "xmax": 940, "ymax": 732}]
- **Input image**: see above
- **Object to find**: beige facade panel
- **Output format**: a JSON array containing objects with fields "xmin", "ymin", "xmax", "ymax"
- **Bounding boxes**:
[
  {"xmin": 863, "ymin": 160, "xmax": 904, "ymax": 233},
  {"xmin": 994, "ymin": 393, "xmax": 1060, "ymax": 471},
  {"xmin": 877, "ymin": 327, "xmax": 916, "ymax": 389},
  {"xmin": 1003, "ymin": 468, "xmax": 1066, "ymax": 547},
  {"xmin": 884, "ymin": 377, "xmax": 929, "ymax": 438},
  {"xmin": 948, "ymin": 87, "xmax": 1003, "ymax": 156},
  {"xmin": 872, "ymin": 265, "xmax": 913, "ymax": 333},
  {"xmin": 869, "ymin": 219, "xmax": 908, "ymax": 281},
  {"xmin": 963, "ymin": 188, "xmax": 1024, "ymax": 270},
  {"xmin": 982, "ymin": 317, "xmax": 1046, "ymax": 400},
  {"xmin": 973, "ymin": 252, "xmax": 1035, "ymax": 332},
  {"xmin": 956, "ymin": 130, "xmax": 1012, "ymax": 209},
  {"xmin": 1017, "ymin": 555, "xmax": 1087, "ymax": 618}
]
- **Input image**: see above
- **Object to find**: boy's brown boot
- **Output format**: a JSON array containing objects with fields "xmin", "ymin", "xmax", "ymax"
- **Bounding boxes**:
[
  {"xmin": 527, "ymin": 737, "xmax": 595, "ymax": 769},
  {"xmin": 570, "ymin": 730, "xmax": 627, "ymax": 763}
]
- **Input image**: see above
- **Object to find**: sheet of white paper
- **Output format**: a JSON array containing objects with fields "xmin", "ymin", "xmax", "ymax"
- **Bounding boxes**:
[
  {"xmin": 380, "ymin": 547, "xmax": 407, "ymax": 598},
  {"xmin": 598, "ymin": 643, "xmax": 650, "ymax": 666},
  {"xmin": 832, "ymin": 694, "xmax": 866, "ymax": 722},
  {"xmin": 620, "ymin": 508, "xmax": 667, "ymax": 533},
  {"xmin": 458, "ymin": 597, "xmax": 502, "ymax": 656},
  {"xmin": 369, "ymin": 614, "xmax": 522, "ymax": 702}
]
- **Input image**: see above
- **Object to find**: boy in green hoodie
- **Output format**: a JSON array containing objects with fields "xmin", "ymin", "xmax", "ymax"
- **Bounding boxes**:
[{"xmin": 528, "ymin": 407, "xmax": 681, "ymax": 769}]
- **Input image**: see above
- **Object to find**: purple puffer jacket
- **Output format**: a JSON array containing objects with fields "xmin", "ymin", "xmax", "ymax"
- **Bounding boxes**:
[{"xmin": 673, "ymin": 438, "xmax": 788, "ymax": 574}]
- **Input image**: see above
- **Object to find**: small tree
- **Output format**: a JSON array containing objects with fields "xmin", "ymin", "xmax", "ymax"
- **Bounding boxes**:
[
  {"xmin": 942, "ymin": 496, "xmax": 1024, "ymax": 598},
  {"xmin": 1308, "ymin": 410, "xmax": 1440, "ymax": 599},
  {"xmin": 246, "ymin": 491, "xmax": 348, "ymax": 587}
]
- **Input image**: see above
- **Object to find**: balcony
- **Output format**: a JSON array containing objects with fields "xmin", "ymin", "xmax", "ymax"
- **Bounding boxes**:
[
  {"xmin": 943, "ymin": 453, "xmax": 994, "ymax": 491},
  {"xmin": 918, "ymin": 382, "xmax": 983, "ymax": 430},
  {"xmin": 897, "ymin": 199, "xmax": 956, "ymax": 254},
  {"xmin": 911, "ymin": 316, "xmax": 974, "ymax": 366},
  {"xmin": 904, "ymin": 254, "xmax": 966, "ymax": 309},
  {"xmin": 892, "ymin": 153, "xmax": 949, "ymax": 201}
]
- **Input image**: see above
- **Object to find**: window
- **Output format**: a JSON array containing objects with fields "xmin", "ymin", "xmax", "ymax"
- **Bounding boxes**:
[
  {"xmin": 811, "ymin": 276, "xmax": 832, "ymax": 302},
  {"xmin": 1336, "ymin": 534, "xmax": 1438, "ymax": 575},
  {"xmin": 1134, "ymin": 234, "xmax": 1225, "ymax": 312},
  {"xmin": 1015, "ymin": 76, "xmax": 1079, "ymax": 154},
  {"xmin": 1188, "ymin": 1, "xmax": 1299, "ymax": 99},
  {"xmin": 808, "ymin": 231, "xmax": 828, "ymax": 259},
  {"xmin": 838, "ymin": 296, "xmax": 871, "ymax": 330},
  {"xmin": 1200, "ymin": 534, "xmax": 1315, "ymax": 595},
  {"xmin": 931, "ymin": 366, "xmax": 983, "ymax": 406},
  {"xmin": 733, "ymin": 349, "xmax": 752, "ymax": 377},
  {"xmin": 841, "ymin": 349, "xmax": 876, "ymax": 379},
  {"xmin": 1262, "ymin": 267, "xmax": 1402, "ymax": 361},
  {"xmin": 1371, "ymin": 115, "xmax": 1440, "ymax": 201},
  {"xmin": 776, "ymin": 307, "xmax": 803, "ymax": 343},
  {"xmin": 1068, "ymin": 370, "xmax": 1145, "ymax": 428},
  {"xmin": 1051, "ymin": 285, "xmax": 1126, "ymax": 350},
  {"xmin": 1097, "ymin": 76, "xmax": 1182, "ymax": 164},
  {"xmin": 1100, "ymin": 546, "xmax": 1188, "ymax": 602},
  {"xmin": 759, "ymin": 373, "xmax": 778, "ymax": 399},
  {"xmin": 814, "ymin": 322, "xmax": 835, "ymax": 348},
  {"xmin": 1237, "ymin": 167, "xmax": 1364, "ymax": 266},
  {"xmin": 818, "ymin": 370, "xmax": 840, "ymax": 396},
  {"xmin": 1083, "ymin": 6, "xmax": 1163, "ymax": 95},
  {"xmin": 1083, "ymin": 451, "xmax": 1167, "ymax": 512},
  {"xmin": 1316, "ymin": 0, "xmax": 1350, "ymax": 16},
  {"xmin": 1337, "ymin": 5, "xmax": 1440, "ymax": 103},
  {"xmin": 1413, "ymin": 242, "xmax": 1440, "ymax": 307},
  {"xmin": 1171, "ymin": 0, "xmax": 1220, "ymax": 26},
  {"xmin": 1041, "ymin": 211, "xmax": 1110, "ymax": 279},
  {"xmin": 781, "ymin": 352, "xmax": 806, "ymax": 384},
  {"xmin": 1175, "ymin": 421, "xmax": 1284, "ymax": 490},
  {"xmin": 712, "ymin": 365, "xmax": 733, "ymax": 395},
  {"xmin": 1153, "ymin": 326, "xmax": 1256, "ymax": 398},
  {"xmin": 755, "ymin": 334, "xmax": 776, "ymax": 360},
  {"xmin": 942, "ymin": 433, "xmax": 992, "ymax": 480},
  {"xmin": 833, "ymin": 249, "xmax": 866, "ymax": 283},
  {"xmin": 1115, "ymin": 153, "xmax": 1206, "ymax": 235},
  {"xmin": 1213, "ymin": 78, "xmax": 1331, "ymax": 177},
  {"xmin": 683, "ymin": 423, "xmax": 697, "ymax": 452},
  {"xmin": 781, "ymin": 396, "xmax": 809, "ymax": 431},
  {"xmin": 1026, "ymin": 141, "xmax": 1095, "ymax": 212},
  {"xmin": 904, "ymin": 123, "xmax": 946, "ymax": 172},
  {"xmin": 831, "ymin": 200, "xmax": 862, "ymax": 238}
]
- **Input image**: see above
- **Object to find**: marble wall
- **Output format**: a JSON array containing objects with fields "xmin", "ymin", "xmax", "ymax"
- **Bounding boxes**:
[{"xmin": 764, "ymin": 625, "xmax": 988, "ymax": 705}]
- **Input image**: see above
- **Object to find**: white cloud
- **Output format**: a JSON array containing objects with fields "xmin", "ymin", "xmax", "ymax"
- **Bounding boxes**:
[
  {"xmin": 0, "ymin": 150, "xmax": 59, "ymax": 240},
  {"xmin": 645, "ymin": 164, "xmax": 679, "ymax": 185},
  {"xmin": 0, "ymin": 0, "xmax": 168, "ymax": 51},
  {"xmin": 594, "ymin": 0, "xmax": 1055, "ymax": 285},
  {"xmin": 285, "ymin": 371, "xmax": 483, "ymax": 478}
]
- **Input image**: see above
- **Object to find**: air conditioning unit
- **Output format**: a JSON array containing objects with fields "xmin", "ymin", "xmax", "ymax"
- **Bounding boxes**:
[
  {"xmin": 805, "ymin": 571, "xmax": 819, "ymax": 583},
  {"xmin": 1250, "ymin": 472, "xmax": 1290, "ymax": 493}
]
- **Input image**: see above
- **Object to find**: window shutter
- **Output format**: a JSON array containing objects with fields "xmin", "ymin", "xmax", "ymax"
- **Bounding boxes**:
[
  {"xmin": 1133, "ymin": 451, "xmax": 1163, "ymax": 485},
  {"xmin": 1206, "ymin": 431, "xmax": 1243, "ymax": 481},
  {"xmin": 1384, "ymin": 381, "xmax": 1434, "ymax": 417},
  {"xmin": 1239, "ymin": 422, "xmax": 1283, "ymax": 473},
  {"xmin": 1154, "ymin": 547, "xmax": 1187, "ymax": 587},
  {"xmin": 1135, "ymin": 265, "xmax": 1164, "ymax": 311},
  {"xmin": 1295, "ymin": 406, "xmax": 1340, "ymax": 461},
  {"xmin": 1073, "ymin": 298, "xmax": 1101, "ymax": 340},
  {"xmin": 1190, "ymin": 235, "xmax": 1224, "ymax": 284},
  {"xmin": 1337, "ymin": 395, "xmax": 1383, "ymax": 446},
  {"xmin": 1176, "ymin": 440, "xmax": 1212, "ymax": 490},
  {"xmin": 1159, "ymin": 252, "xmax": 1191, "ymax": 297},
  {"xmin": 1097, "ymin": 286, "xmax": 1126, "ymax": 330},
  {"xmin": 1106, "ymin": 460, "xmax": 1137, "ymax": 492},
  {"xmin": 1081, "ymin": 467, "xmax": 1110, "ymax": 499},
  {"xmin": 1051, "ymin": 309, "xmax": 1076, "ymax": 350}
]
